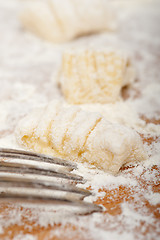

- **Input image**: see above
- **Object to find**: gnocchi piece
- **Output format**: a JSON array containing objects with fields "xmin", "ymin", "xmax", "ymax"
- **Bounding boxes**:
[
  {"xmin": 58, "ymin": 48, "xmax": 135, "ymax": 104},
  {"xmin": 16, "ymin": 101, "xmax": 147, "ymax": 174},
  {"xmin": 20, "ymin": 0, "xmax": 116, "ymax": 43}
]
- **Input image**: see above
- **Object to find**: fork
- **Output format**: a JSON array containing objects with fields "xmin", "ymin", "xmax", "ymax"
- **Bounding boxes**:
[{"xmin": 0, "ymin": 148, "xmax": 102, "ymax": 214}]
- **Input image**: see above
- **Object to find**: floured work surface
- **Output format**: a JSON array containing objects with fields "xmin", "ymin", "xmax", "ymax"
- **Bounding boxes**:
[{"xmin": 0, "ymin": 1, "xmax": 160, "ymax": 239}]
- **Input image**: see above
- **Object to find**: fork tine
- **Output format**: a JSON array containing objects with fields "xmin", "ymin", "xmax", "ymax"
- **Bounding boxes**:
[
  {"xmin": 0, "ymin": 166, "xmax": 84, "ymax": 182},
  {"xmin": 0, "ymin": 148, "xmax": 83, "ymax": 182},
  {"xmin": 0, "ymin": 193, "xmax": 103, "ymax": 214},
  {"xmin": 0, "ymin": 157, "xmax": 74, "ymax": 172},
  {"xmin": 0, "ymin": 180, "xmax": 91, "ymax": 198},
  {"xmin": 0, "ymin": 148, "xmax": 77, "ymax": 169},
  {"xmin": 0, "ymin": 182, "xmax": 101, "ymax": 214}
]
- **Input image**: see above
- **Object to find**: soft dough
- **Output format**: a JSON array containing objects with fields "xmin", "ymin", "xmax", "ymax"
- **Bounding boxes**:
[
  {"xmin": 58, "ymin": 48, "xmax": 135, "ymax": 104},
  {"xmin": 20, "ymin": 0, "xmax": 116, "ymax": 43},
  {"xmin": 16, "ymin": 101, "xmax": 147, "ymax": 174}
]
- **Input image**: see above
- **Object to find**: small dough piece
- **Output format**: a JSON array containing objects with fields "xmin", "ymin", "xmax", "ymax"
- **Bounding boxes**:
[
  {"xmin": 16, "ymin": 101, "xmax": 147, "ymax": 174},
  {"xmin": 58, "ymin": 49, "xmax": 135, "ymax": 104},
  {"xmin": 20, "ymin": 0, "xmax": 116, "ymax": 43}
]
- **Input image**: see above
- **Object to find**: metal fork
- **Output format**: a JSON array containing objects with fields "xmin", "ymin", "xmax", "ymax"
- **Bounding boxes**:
[{"xmin": 0, "ymin": 148, "xmax": 102, "ymax": 214}]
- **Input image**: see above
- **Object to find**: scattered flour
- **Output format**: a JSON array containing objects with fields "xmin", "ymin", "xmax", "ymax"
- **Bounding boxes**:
[
  {"xmin": 13, "ymin": 234, "xmax": 37, "ymax": 240},
  {"xmin": 144, "ymin": 192, "xmax": 160, "ymax": 206}
]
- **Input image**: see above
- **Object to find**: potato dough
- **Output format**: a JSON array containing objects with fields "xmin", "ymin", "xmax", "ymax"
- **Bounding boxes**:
[
  {"xmin": 58, "ymin": 48, "xmax": 135, "ymax": 104},
  {"xmin": 20, "ymin": 0, "xmax": 116, "ymax": 43},
  {"xmin": 16, "ymin": 101, "xmax": 147, "ymax": 174}
]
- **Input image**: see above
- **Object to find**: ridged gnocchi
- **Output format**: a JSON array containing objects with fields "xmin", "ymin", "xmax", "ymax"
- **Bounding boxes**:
[
  {"xmin": 58, "ymin": 48, "xmax": 135, "ymax": 104},
  {"xmin": 16, "ymin": 101, "xmax": 147, "ymax": 174},
  {"xmin": 20, "ymin": 0, "xmax": 116, "ymax": 43}
]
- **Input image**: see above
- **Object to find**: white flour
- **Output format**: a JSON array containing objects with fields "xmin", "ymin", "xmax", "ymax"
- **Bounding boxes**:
[{"xmin": 0, "ymin": 0, "xmax": 160, "ymax": 239}]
